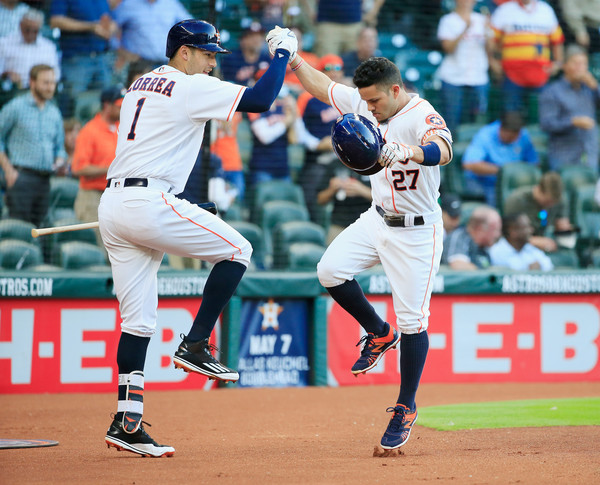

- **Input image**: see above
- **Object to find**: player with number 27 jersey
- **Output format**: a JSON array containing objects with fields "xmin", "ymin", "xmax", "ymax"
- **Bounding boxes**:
[{"xmin": 328, "ymin": 82, "xmax": 453, "ymax": 217}]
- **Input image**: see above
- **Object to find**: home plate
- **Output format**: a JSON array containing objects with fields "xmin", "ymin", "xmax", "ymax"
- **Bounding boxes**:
[{"xmin": 0, "ymin": 439, "xmax": 59, "ymax": 449}]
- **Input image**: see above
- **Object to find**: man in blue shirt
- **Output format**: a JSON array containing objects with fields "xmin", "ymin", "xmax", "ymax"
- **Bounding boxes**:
[
  {"xmin": 50, "ymin": 0, "xmax": 116, "ymax": 116},
  {"xmin": 462, "ymin": 111, "xmax": 538, "ymax": 206},
  {"xmin": 539, "ymin": 45, "xmax": 600, "ymax": 172},
  {"xmin": 0, "ymin": 64, "xmax": 66, "ymax": 226},
  {"xmin": 111, "ymin": 0, "xmax": 190, "ymax": 67}
]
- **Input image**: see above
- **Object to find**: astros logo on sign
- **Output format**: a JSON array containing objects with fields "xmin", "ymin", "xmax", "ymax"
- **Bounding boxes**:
[{"xmin": 425, "ymin": 113, "xmax": 446, "ymax": 128}]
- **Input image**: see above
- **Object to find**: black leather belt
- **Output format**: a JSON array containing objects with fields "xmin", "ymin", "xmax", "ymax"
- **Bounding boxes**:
[
  {"xmin": 106, "ymin": 178, "xmax": 148, "ymax": 188},
  {"xmin": 376, "ymin": 205, "xmax": 425, "ymax": 227},
  {"xmin": 17, "ymin": 166, "xmax": 52, "ymax": 177}
]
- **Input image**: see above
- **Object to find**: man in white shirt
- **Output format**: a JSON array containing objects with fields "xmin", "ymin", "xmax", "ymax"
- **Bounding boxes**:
[
  {"xmin": 0, "ymin": 9, "xmax": 60, "ymax": 89},
  {"xmin": 490, "ymin": 212, "xmax": 554, "ymax": 271}
]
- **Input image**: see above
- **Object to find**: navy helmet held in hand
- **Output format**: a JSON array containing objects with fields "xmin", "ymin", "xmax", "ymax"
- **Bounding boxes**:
[
  {"xmin": 331, "ymin": 113, "xmax": 385, "ymax": 175},
  {"xmin": 166, "ymin": 19, "xmax": 230, "ymax": 58}
]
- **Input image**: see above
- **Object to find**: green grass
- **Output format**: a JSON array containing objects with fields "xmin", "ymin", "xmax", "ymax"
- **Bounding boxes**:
[{"xmin": 418, "ymin": 397, "xmax": 600, "ymax": 431}]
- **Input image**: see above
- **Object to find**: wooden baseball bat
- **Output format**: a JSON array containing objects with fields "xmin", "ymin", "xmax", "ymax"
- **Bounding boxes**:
[{"xmin": 31, "ymin": 221, "xmax": 99, "ymax": 238}]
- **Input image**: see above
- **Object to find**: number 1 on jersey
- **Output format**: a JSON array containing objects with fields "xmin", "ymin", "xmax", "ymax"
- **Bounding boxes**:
[{"xmin": 127, "ymin": 97, "xmax": 146, "ymax": 140}]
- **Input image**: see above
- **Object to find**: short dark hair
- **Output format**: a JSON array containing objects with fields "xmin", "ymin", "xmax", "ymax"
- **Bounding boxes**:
[
  {"xmin": 500, "ymin": 111, "xmax": 523, "ymax": 132},
  {"xmin": 538, "ymin": 171, "xmax": 563, "ymax": 201},
  {"xmin": 502, "ymin": 212, "xmax": 526, "ymax": 238},
  {"xmin": 29, "ymin": 64, "xmax": 53, "ymax": 81},
  {"xmin": 353, "ymin": 57, "xmax": 403, "ymax": 90}
]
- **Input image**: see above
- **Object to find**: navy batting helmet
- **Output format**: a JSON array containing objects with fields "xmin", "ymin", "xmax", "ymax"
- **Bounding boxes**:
[
  {"xmin": 166, "ymin": 19, "xmax": 230, "ymax": 58},
  {"xmin": 331, "ymin": 113, "xmax": 385, "ymax": 175}
]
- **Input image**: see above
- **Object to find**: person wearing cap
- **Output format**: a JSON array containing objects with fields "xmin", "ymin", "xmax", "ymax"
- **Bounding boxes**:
[
  {"xmin": 71, "ymin": 86, "xmax": 124, "ymax": 247},
  {"xmin": 219, "ymin": 21, "xmax": 271, "ymax": 86},
  {"xmin": 0, "ymin": 63, "xmax": 65, "ymax": 227},
  {"xmin": 440, "ymin": 192, "xmax": 462, "ymax": 239},
  {"xmin": 462, "ymin": 111, "xmax": 539, "ymax": 206}
]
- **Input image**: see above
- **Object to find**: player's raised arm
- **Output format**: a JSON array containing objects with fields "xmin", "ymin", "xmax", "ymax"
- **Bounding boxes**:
[
  {"xmin": 236, "ymin": 28, "xmax": 298, "ymax": 113},
  {"xmin": 264, "ymin": 26, "xmax": 332, "ymax": 105}
]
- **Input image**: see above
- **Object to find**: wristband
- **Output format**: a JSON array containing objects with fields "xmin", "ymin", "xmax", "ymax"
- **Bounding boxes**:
[
  {"xmin": 291, "ymin": 59, "xmax": 304, "ymax": 71},
  {"xmin": 419, "ymin": 142, "xmax": 441, "ymax": 166}
]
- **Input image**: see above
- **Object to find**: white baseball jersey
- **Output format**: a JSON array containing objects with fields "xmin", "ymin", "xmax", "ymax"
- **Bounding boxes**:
[
  {"xmin": 99, "ymin": 65, "xmax": 252, "ymax": 338},
  {"xmin": 328, "ymin": 82, "xmax": 453, "ymax": 219},
  {"xmin": 108, "ymin": 65, "xmax": 246, "ymax": 194},
  {"xmin": 318, "ymin": 82, "xmax": 451, "ymax": 333}
]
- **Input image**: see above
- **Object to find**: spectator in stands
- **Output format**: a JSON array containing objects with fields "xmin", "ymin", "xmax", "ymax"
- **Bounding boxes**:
[
  {"xmin": 0, "ymin": 0, "xmax": 30, "ymax": 38},
  {"xmin": 60, "ymin": 117, "xmax": 81, "ymax": 176},
  {"xmin": 0, "ymin": 9, "xmax": 60, "ymax": 91},
  {"xmin": 0, "ymin": 64, "xmax": 65, "ymax": 227},
  {"xmin": 442, "ymin": 205, "xmax": 502, "ymax": 270},
  {"xmin": 111, "ymin": 0, "xmax": 190, "ymax": 70},
  {"xmin": 245, "ymin": 0, "xmax": 284, "ymax": 31},
  {"xmin": 462, "ymin": 111, "xmax": 538, "ymax": 206},
  {"xmin": 298, "ymin": 54, "xmax": 344, "ymax": 222},
  {"xmin": 595, "ymin": 178, "xmax": 600, "ymax": 206},
  {"xmin": 211, "ymin": 113, "xmax": 245, "ymax": 204},
  {"xmin": 341, "ymin": 26, "xmax": 379, "ymax": 82},
  {"xmin": 539, "ymin": 45, "xmax": 600, "ymax": 172},
  {"xmin": 437, "ymin": 0, "xmax": 491, "ymax": 135},
  {"xmin": 559, "ymin": 0, "xmax": 600, "ymax": 50},
  {"xmin": 219, "ymin": 22, "xmax": 270, "ymax": 86},
  {"xmin": 440, "ymin": 192, "xmax": 462, "ymax": 239},
  {"xmin": 247, "ymin": 84, "xmax": 297, "ymax": 186},
  {"xmin": 490, "ymin": 212, "xmax": 554, "ymax": 270},
  {"xmin": 317, "ymin": 163, "xmax": 371, "ymax": 244},
  {"xmin": 50, "ymin": 0, "xmax": 117, "ymax": 117},
  {"xmin": 307, "ymin": 0, "xmax": 384, "ymax": 56},
  {"xmin": 504, "ymin": 171, "xmax": 574, "ymax": 253},
  {"xmin": 70, "ymin": 86, "xmax": 124, "ymax": 247},
  {"xmin": 489, "ymin": 0, "xmax": 564, "ymax": 117}
]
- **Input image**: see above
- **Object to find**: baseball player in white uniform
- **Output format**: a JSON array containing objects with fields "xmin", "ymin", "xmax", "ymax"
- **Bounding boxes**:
[
  {"xmin": 272, "ymin": 30, "xmax": 452, "ymax": 450},
  {"xmin": 101, "ymin": 20, "xmax": 298, "ymax": 457}
]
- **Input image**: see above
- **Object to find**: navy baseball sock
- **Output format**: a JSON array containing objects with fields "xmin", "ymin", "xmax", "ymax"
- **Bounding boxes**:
[
  {"xmin": 397, "ymin": 331, "xmax": 429, "ymax": 411},
  {"xmin": 186, "ymin": 260, "xmax": 246, "ymax": 342},
  {"xmin": 116, "ymin": 332, "xmax": 150, "ymax": 421},
  {"xmin": 326, "ymin": 279, "xmax": 386, "ymax": 335}
]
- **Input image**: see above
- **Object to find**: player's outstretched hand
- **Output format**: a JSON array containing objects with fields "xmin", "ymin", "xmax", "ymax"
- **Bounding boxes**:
[
  {"xmin": 266, "ymin": 25, "xmax": 298, "ymax": 63},
  {"xmin": 378, "ymin": 142, "xmax": 414, "ymax": 168}
]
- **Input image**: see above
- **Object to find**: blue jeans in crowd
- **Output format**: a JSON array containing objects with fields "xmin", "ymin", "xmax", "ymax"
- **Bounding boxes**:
[{"xmin": 441, "ymin": 81, "xmax": 489, "ymax": 134}]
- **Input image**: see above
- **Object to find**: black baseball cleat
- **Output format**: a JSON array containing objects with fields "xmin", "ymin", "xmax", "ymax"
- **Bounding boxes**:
[
  {"xmin": 173, "ymin": 334, "xmax": 239, "ymax": 382},
  {"xmin": 105, "ymin": 417, "xmax": 174, "ymax": 458}
]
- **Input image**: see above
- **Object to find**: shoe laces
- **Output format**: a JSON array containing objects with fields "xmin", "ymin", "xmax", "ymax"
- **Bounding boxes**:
[
  {"xmin": 385, "ymin": 405, "xmax": 407, "ymax": 432},
  {"xmin": 356, "ymin": 333, "xmax": 376, "ymax": 355}
]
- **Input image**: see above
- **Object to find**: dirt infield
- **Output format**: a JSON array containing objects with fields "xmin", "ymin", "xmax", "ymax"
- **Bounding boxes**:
[{"xmin": 1, "ymin": 382, "xmax": 599, "ymax": 484}]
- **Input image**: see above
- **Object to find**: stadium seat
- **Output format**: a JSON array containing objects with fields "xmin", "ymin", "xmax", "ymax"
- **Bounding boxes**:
[
  {"xmin": 49, "ymin": 217, "xmax": 97, "ymax": 246},
  {"xmin": 227, "ymin": 220, "xmax": 265, "ymax": 270},
  {"xmin": 49, "ymin": 177, "xmax": 79, "ymax": 210},
  {"xmin": 572, "ymin": 185, "xmax": 600, "ymax": 241},
  {"xmin": 53, "ymin": 241, "xmax": 107, "ymax": 269},
  {"xmin": 287, "ymin": 242, "xmax": 327, "ymax": 271},
  {"xmin": 260, "ymin": 200, "xmax": 309, "ymax": 259},
  {"xmin": 590, "ymin": 248, "xmax": 600, "ymax": 268},
  {"xmin": 548, "ymin": 248, "xmax": 579, "ymax": 269},
  {"xmin": 0, "ymin": 239, "xmax": 43, "ymax": 269},
  {"xmin": 496, "ymin": 162, "xmax": 542, "ymax": 211},
  {"xmin": 250, "ymin": 180, "xmax": 306, "ymax": 224},
  {"xmin": 455, "ymin": 123, "xmax": 485, "ymax": 143},
  {"xmin": 0, "ymin": 218, "xmax": 37, "ymax": 244},
  {"xmin": 559, "ymin": 165, "xmax": 597, "ymax": 214},
  {"xmin": 46, "ymin": 207, "xmax": 77, "ymax": 225},
  {"xmin": 74, "ymin": 89, "xmax": 101, "ymax": 124},
  {"xmin": 272, "ymin": 220, "xmax": 326, "ymax": 269}
]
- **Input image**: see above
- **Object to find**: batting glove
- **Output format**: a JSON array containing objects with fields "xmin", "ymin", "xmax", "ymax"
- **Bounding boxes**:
[
  {"xmin": 266, "ymin": 26, "xmax": 298, "ymax": 63},
  {"xmin": 378, "ymin": 142, "xmax": 414, "ymax": 167}
]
